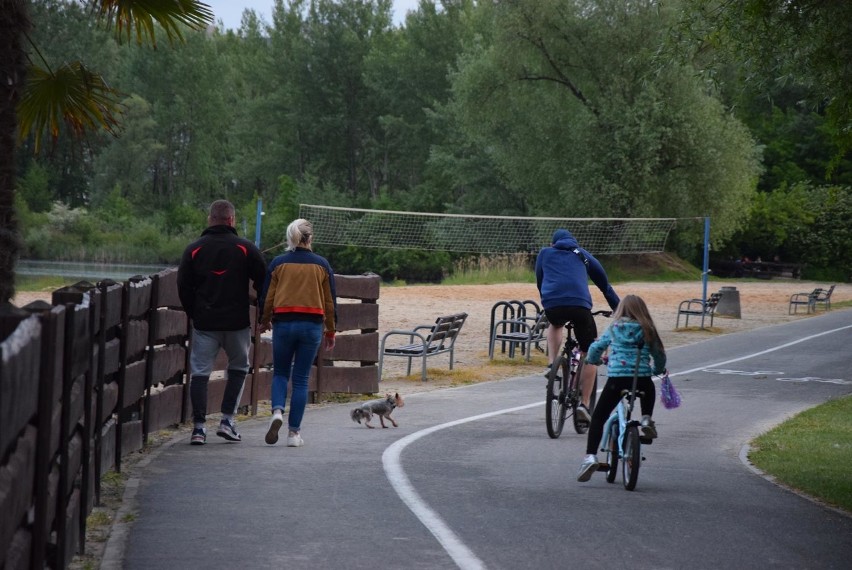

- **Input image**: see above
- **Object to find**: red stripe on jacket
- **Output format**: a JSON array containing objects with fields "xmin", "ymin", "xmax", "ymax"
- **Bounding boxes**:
[{"xmin": 273, "ymin": 306, "xmax": 325, "ymax": 315}]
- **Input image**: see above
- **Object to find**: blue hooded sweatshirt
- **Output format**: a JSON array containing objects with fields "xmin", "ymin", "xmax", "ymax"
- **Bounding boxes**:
[
  {"xmin": 586, "ymin": 319, "xmax": 666, "ymax": 378},
  {"xmin": 535, "ymin": 229, "xmax": 620, "ymax": 311}
]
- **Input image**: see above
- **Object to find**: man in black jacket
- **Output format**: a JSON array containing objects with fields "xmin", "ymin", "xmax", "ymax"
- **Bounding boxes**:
[{"xmin": 178, "ymin": 200, "xmax": 267, "ymax": 445}]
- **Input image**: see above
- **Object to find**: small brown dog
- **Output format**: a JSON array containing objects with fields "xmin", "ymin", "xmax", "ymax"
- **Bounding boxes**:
[{"xmin": 350, "ymin": 393, "xmax": 405, "ymax": 428}]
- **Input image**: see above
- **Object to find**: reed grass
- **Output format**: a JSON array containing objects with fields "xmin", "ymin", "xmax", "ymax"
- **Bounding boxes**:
[
  {"xmin": 443, "ymin": 252, "xmax": 701, "ymax": 285},
  {"xmin": 444, "ymin": 254, "xmax": 536, "ymax": 285}
]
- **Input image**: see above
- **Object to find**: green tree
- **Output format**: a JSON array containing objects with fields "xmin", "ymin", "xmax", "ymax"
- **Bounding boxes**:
[
  {"xmin": 677, "ymin": 0, "xmax": 852, "ymax": 169},
  {"xmin": 1, "ymin": 0, "xmax": 213, "ymax": 304},
  {"xmin": 218, "ymin": 8, "xmax": 285, "ymax": 201},
  {"xmin": 274, "ymin": 0, "xmax": 393, "ymax": 198},
  {"xmin": 785, "ymin": 185, "xmax": 852, "ymax": 281},
  {"xmin": 731, "ymin": 183, "xmax": 814, "ymax": 259},
  {"xmin": 448, "ymin": 0, "xmax": 761, "ymax": 245},
  {"xmin": 16, "ymin": 161, "xmax": 52, "ymax": 212},
  {"xmin": 90, "ymin": 94, "xmax": 164, "ymax": 206}
]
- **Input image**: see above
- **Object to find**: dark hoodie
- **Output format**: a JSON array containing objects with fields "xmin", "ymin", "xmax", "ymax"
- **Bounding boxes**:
[
  {"xmin": 534, "ymin": 229, "xmax": 620, "ymax": 311},
  {"xmin": 177, "ymin": 225, "xmax": 267, "ymax": 331}
]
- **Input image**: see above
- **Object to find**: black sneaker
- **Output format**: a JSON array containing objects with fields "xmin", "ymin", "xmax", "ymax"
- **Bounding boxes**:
[
  {"xmin": 575, "ymin": 404, "xmax": 591, "ymax": 423},
  {"xmin": 216, "ymin": 419, "xmax": 241, "ymax": 442},
  {"xmin": 190, "ymin": 427, "xmax": 206, "ymax": 445}
]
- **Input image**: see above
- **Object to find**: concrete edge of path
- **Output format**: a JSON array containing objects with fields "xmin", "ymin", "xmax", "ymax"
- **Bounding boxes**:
[
  {"xmin": 99, "ymin": 432, "xmax": 188, "ymax": 570},
  {"xmin": 738, "ymin": 443, "xmax": 851, "ymax": 520}
]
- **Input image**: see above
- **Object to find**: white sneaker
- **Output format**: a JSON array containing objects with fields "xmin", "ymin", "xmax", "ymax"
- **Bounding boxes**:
[
  {"xmin": 287, "ymin": 432, "xmax": 304, "ymax": 447},
  {"xmin": 265, "ymin": 411, "xmax": 283, "ymax": 445},
  {"xmin": 575, "ymin": 404, "xmax": 591, "ymax": 423},
  {"xmin": 641, "ymin": 415, "xmax": 658, "ymax": 439},
  {"xmin": 577, "ymin": 454, "xmax": 598, "ymax": 482}
]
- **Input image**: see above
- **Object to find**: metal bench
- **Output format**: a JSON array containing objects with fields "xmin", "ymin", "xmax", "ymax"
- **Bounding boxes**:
[
  {"xmin": 813, "ymin": 285, "xmax": 835, "ymax": 312},
  {"xmin": 378, "ymin": 312, "xmax": 468, "ymax": 382},
  {"xmin": 488, "ymin": 311, "xmax": 548, "ymax": 362},
  {"xmin": 676, "ymin": 292, "xmax": 722, "ymax": 328},
  {"xmin": 789, "ymin": 288, "xmax": 819, "ymax": 314}
]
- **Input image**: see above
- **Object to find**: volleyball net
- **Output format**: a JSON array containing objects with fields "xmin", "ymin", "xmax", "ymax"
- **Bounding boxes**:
[{"xmin": 299, "ymin": 204, "xmax": 679, "ymax": 255}]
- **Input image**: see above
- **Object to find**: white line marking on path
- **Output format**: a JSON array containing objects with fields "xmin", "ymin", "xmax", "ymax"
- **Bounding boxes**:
[
  {"xmin": 382, "ymin": 323, "xmax": 852, "ymax": 569},
  {"xmin": 382, "ymin": 403, "xmax": 538, "ymax": 570},
  {"xmin": 668, "ymin": 324, "xmax": 852, "ymax": 378}
]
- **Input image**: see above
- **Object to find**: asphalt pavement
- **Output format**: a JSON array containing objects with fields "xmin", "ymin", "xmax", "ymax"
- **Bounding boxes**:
[{"xmin": 105, "ymin": 309, "xmax": 852, "ymax": 569}]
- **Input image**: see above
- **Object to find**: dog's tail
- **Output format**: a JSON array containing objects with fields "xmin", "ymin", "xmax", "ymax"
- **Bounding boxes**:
[{"xmin": 351, "ymin": 408, "xmax": 369, "ymax": 424}]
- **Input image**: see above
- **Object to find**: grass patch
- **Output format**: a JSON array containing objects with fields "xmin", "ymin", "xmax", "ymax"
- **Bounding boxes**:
[
  {"xmin": 318, "ymin": 392, "xmax": 370, "ymax": 405},
  {"xmin": 601, "ymin": 253, "xmax": 702, "ymax": 283},
  {"xmin": 383, "ymin": 352, "xmax": 548, "ymax": 387},
  {"xmin": 15, "ymin": 274, "xmax": 82, "ymax": 292},
  {"xmin": 87, "ymin": 511, "xmax": 112, "ymax": 528},
  {"xmin": 444, "ymin": 254, "xmax": 536, "ymax": 286},
  {"xmin": 441, "ymin": 252, "xmax": 702, "ymax": 286},
  {"xmin": 673, "ymin": 326, "xmax": 724, "ymax": 334},
  {"xmin": 749, "ymin": 395, "xmax": 852, "ymax": 512}
]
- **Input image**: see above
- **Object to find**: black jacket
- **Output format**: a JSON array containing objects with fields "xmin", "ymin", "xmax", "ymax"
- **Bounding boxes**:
[{"xmin": 177, "ymin": 225, "xmax": 267, "ymax": 331}]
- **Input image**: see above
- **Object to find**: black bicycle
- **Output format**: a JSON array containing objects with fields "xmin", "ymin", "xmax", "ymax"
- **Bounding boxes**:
[{"xmin": 545, "ymin": 310, "xmax": 611, "ymax": 438}]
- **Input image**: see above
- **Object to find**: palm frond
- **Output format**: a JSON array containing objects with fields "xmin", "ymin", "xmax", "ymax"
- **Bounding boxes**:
[
  {"xmin": 17, "ymin": 61, "xmax": 122, "ymax": 153},
  {"xmin": 92, "ymin": 0, "xmax": 214, "ymax": 46}
]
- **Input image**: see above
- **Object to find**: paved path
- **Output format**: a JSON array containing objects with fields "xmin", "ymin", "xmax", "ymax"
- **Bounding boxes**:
[{"xmin": 111, "ymin": 310, "xmax": 852, "ymax": 569}]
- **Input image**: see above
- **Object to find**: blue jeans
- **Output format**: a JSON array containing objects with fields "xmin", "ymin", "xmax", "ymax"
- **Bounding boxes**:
[{"xmin": 271, "ymin": 320, "xmax": 323, "ymax": 432}]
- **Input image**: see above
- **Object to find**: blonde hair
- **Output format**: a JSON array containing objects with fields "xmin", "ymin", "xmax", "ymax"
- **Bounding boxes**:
[
  {"xmin": 611, "ymin": 294, "xmax": 663, "ymax": 351},
  {"xmin": 286, "ymin": 218, "xmax": 313, "ymax": 251}
]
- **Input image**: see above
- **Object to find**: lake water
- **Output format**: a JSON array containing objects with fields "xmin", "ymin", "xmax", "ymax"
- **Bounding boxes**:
[{"xmin": 17, "ymin": 260, "xmax": 171, "ymax": 281}]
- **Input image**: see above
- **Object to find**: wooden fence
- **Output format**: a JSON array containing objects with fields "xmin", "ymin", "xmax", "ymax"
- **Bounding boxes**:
[{"xmin": 0, "ymin": 268, "xmax": 379, "ymax": 569}]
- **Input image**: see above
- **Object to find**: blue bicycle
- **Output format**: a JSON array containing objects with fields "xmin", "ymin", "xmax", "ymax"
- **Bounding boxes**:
[{"xmin": 598, "ymin": 342, "xmax": 653, "ymax": 491}]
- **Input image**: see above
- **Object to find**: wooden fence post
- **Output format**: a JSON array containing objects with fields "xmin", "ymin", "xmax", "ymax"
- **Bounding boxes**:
[
  {"xmin": 115, "ymin": 283, "xmax": 129, "ymax": 473},
  {"xmin": 29, "ymin": 306, "xmax": 61, "ymax": 570},
  {"xmin": 142, "ymin": 275, "xmax": 159, "ymax": 445}
]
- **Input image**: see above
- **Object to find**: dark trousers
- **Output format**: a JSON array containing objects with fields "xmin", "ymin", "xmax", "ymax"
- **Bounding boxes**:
[
  {"xmin": 586, "ymin": 376, "xmax": 655, "ymax": 455},
  {"xmin": 190, "ymin": 369, "xmax": 247, "ymax": 425}
]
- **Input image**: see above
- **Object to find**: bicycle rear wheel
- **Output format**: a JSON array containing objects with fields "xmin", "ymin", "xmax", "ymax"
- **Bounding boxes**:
[
  {"xmin": 605, "ymin": 422, "xmax": 619, "ymax": 484},
  {"xmin": 571, "ymin": 370, "xmax": 597, "ymax": 435},
  {"xmin": 545, "ymin": 356, "xmax": 568, "ymax": 439},
  {"xmin": 621, "ymin": 425, "xmax": 641, "ymax": 491}
]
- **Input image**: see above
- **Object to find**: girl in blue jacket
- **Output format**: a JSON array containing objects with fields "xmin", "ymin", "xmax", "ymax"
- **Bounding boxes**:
[{"xmin": 577, "ymin": 294, "xmax": 667, "ymax": 482}]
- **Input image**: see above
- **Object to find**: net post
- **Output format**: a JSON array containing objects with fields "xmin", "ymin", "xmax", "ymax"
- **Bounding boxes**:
[{"xmin": 701, "ymin": 216, "xmax": 710, "ymax": 328}]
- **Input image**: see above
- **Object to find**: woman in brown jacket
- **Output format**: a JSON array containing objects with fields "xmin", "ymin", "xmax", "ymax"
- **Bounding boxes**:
[{"xmin": 260, "ymin": 219, "xmax": 336, "ymax": 447}]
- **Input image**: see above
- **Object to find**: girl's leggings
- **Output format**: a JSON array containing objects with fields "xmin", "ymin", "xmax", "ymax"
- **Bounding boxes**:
[{"xmin": 586, "ymin": 376, "xmax": 655, "ymax": 455}]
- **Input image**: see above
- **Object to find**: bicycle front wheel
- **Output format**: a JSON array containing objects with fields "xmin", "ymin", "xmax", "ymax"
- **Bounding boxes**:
[
  {"xmin": 622, "ymin": 425, "xmax": 641, "ymax": 491},
  {"xmin": 545, "ymin": 356, "xmax": 568, "ymax": 439},
  {"xmin": 605, "ymin": 422, "xmax": 619, "ymax": 484}
]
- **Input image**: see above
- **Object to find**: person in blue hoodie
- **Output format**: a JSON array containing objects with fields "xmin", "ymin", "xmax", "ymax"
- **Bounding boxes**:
[
  {"xmin": 535, "ymin": 228, "xmax": 620, "ymax": 422},
  {"xmin": 577, "ymin": 294, "xmax": 667, "ymax": 482}
]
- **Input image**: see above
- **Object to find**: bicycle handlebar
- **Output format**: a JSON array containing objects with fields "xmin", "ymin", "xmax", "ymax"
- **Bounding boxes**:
[{"xmin": 593, "ymin": 310, "xmax": 612, "ymax": 317}]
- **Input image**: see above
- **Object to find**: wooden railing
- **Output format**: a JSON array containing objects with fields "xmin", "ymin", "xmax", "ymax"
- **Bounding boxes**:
[{"xmin": 0, "ymin": 268, "xmax": 379, "ymax": 569}]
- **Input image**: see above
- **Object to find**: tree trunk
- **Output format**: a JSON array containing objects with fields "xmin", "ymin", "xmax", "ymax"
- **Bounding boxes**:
[{"xmin": 0, "ymin": 0, "xmax": 29, "ymax": 304}]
